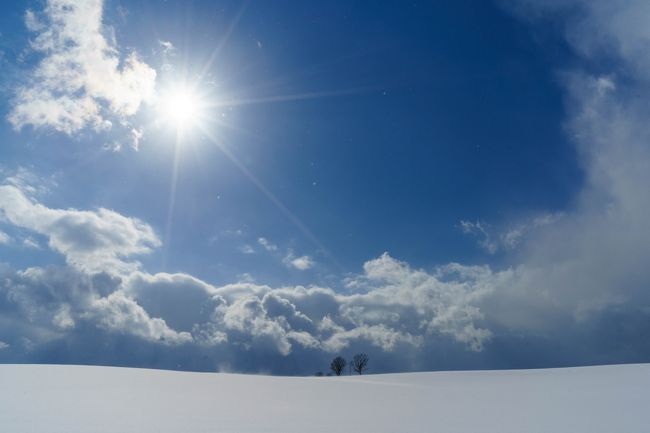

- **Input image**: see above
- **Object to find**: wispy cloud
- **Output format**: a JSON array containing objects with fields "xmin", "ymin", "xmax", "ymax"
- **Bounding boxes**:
[
  {"xmin": 257, "ymin": 237, "xmax": 278, "ymax": 252},
  {"xmin": 459, "ymin": 220, "xmax": 498, "ymax": 254},
  {"xmin": 1, "ymin": 166, "xmax": 55, "ymax": 197},
  {"xmin": 0, "ymin": 231, "xmax": 11, "ymax": 245},
  {"xmin": 238, "ymin": 244, "xmax": 255, "ymax": 254},
  {"xmin": 22, "ymin": 237, "xmax": 41, "ymax": 250},
  {"xmin": 257, "ymin": 237, "xmax": 315, "ymax": 270},
  {"xmin": 159, "ymin": 40, "xmax": 175, "ymax": 72},
  {"xmin": 460, "ymin": 213, "xmax": 562, "ymax": 254}
]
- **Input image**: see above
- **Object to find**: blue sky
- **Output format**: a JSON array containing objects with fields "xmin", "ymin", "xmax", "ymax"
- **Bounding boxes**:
[{"xmin": 1, "ymin": 0, "xmax": 649, "ymax": 374}]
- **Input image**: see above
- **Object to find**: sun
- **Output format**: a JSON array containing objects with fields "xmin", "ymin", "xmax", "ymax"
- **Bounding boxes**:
[{"xmin": 158, "ymin": 85, "xmax": 203, "ymax": 132}]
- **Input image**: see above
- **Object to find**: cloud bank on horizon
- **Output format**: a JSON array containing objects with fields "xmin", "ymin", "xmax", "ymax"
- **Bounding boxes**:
[{"xmin": 1, "ymin": 0, "xmax": 650, "ymax": 373}]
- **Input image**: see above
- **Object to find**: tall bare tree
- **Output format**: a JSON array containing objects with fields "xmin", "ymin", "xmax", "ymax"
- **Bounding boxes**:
[
  {"xmin": 352, "ymin": 353, "xmax": 369, "ymax": 375},
  {"xmin": 330, "ymin": 356, "xmax": 347, "ymax": 376}
]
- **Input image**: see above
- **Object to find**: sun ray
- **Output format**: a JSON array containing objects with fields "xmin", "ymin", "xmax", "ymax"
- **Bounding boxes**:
[
  {"xmin": 197, "ymin": 1, "xmax": 250, "ymax": 83},
  {"xmin": 162, "ymin": 132, "xmax": 183, "ymax": 270},
  {"xmin": 196, "ymin": 123, "xmax": 343, "ymax": 271},
  {"xmin": 156, "ymin": 84, "xmax": 206, "ymax": 134},
  {"xmin": 150, "ymin": 66, "xmax": 367, "ymax": 274},
  {"xmin": 205, "ymin": 87, "xmax": 374, "ymax": 110}
]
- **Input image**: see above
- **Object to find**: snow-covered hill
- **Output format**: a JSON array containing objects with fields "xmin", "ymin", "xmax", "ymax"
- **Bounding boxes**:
[{"xmin": 1, "ymin": 363, "xmax": 647, "ymax": 433}]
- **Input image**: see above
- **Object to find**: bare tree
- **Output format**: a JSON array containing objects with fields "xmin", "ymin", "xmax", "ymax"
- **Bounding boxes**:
[
  {"xmin": 330, "ymin": 356, "xmax": 347, "ymax": 376},
  {"xmin": 352, "ymin": 353, "xmax": 369, "ymax": 375}
]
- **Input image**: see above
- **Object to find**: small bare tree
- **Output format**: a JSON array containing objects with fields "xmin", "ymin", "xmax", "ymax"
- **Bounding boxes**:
[
  {"xmin": 330, "ymin": 356, "xmax": 347, "ymax": 376},
  {"xmin": 352, "ymin": 353, "xmax": 369, "ymax": 375}
]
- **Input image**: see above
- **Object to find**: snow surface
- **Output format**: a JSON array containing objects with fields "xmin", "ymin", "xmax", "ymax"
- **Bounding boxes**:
[{"xmin": 1, "ymin": 363, "xmax": 648, "ymax": 433}]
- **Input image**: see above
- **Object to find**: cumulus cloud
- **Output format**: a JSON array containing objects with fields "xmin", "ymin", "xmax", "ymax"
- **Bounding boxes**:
[
  {"xmin": 0, "ymin": 184, "xmax": 160, "ymax": 274},
  {"xmin": 90, "ymin": 291, "xmax": 192, "ymax": 345},
  {"xmin": 0, "ymin": 206, "xmax": 495, "ymax": 365},
  {"xmin": 0, "ymin": 175, "xmax": 496, "ymax": 360},
  {"xmin": 203, "ymin": 253, "xmax": 492, "ymax": 353},
  {"xmin": 8, "ymin": 0, "xmax": 156, "ymax": 134},
  {"xmin": 121, "ymin": 260, "xmax": 474, "ymax": 357},
  {"xmin": 0, "ymin": 265, "xmax": 191, "ymax": 349},
  {"xmin": 123, "ymin": 272, "xmax": 223, "ymax": 332},
  {"xmin": 215, "ymin": 252, "xmax": 486, "ymax": 351},
  {"xmin": 0, "ymin": 266, "xmax": 106, "ymax": 344}
]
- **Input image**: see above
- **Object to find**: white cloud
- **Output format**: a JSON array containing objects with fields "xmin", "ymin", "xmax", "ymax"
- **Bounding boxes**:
[
  {"xmin": 9, "ymin": 0, "xmax": 156, "ymax": 134},
  {"xmin": 257, "ymin": 237, "xmax": 278, "ymax": 251},
  {"xmin": 284, "ymin": 253, "xmax": 315, "ymax": 271},
  {"xmin": 460, "ymin": 213, "xmax": 562, "ymax": 254},
  {"xmin": 0, "ymin": 235, "xmax": 494, "ymax": 358},
  {"xmin": 52, "ymin": 304, "xmax": 75, "ymax": 329},
  {"xmin": 0, "ymin": 184, "xmax": 160, "ymax": 274},
  {"xmin": 159, "ymin": 40, "xmax": 175, "ymax": 72},
  {"xmin": 257, "ymin": 237, "xmax": 316, "ymax": 270},
  {"xmin": 24, "ymin": 9, "xmax": 44, "ymax": 32},
  {"xmin": 511, "ymin": 0, "xmax": 650, "ymax": 82},
  {"xmin": 130, "ymin": 128, "xmax": 144, "ymax": 151},
  {"xmin": 209, "ymin": 253, "xmax": 494, "ymax": 352},
  {"xmin": 0, "ymin": 264, "xmax": 192, "ymax": 348},
  {"xmin": 159, "ymin": 40, "xmax": 175, "ymax": 52},
  {"xmin": 22, "ymin": 237, "xmax": 41, "ymax": 249},
  {"xmin": 458, "ymin": 0, "xmax": 650, "ymax": 333},
  {"xmin": 321, "ymin": 324, "xmax": 421, "ymax": 353},
  {"xmin": 0, "ymin": 341, "xmax": 8, "ymax": 350},
  {"xmin": 2, "ymin": 166, "xmax": 54, "ymax": 197},
  {"xmin": 0, "ymin": 266, "xmax": 106, "ymax": 345},
  {"xmin": 459, "ymin": 220, "xmax": 497, "ymax": 254},
  {"xmin": 221, "ymin": 295, "xmax": 295, "ymax": 355},
  {"xmin": 347, "ymin": 253, "xmax": 494, "ymax": 351},
  {"xmin": 0, "ymin": 231, "xmax": 11, "ymax": 245},
  {"xmin": 123, "ymin": 271, "xmax": 223, "ymax": 332},
  {"xmin": 238, "ymin": 244, "xmax": 255, "ymax": 254},
  {"xmin": 2, "ymin": 167, "xmax": 471, "ymax": 364},
  {"xmin": 90, "ymin": 291, "xmax": 192, "ymax": 345}
]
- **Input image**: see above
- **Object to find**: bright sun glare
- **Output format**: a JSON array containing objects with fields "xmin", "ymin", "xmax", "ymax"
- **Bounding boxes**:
[{"xmin": 159, "ymin": 86, "xmax": 202, "ymax": 132}]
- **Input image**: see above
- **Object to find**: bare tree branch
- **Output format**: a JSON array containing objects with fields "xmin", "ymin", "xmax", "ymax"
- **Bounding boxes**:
[
  {"xmin": 352, "ymin": 353, "xmax": 369, "ymax": 375},
  {"xmin": 330, "ymin": 356, "xmax": 347, "ymax": 376}
]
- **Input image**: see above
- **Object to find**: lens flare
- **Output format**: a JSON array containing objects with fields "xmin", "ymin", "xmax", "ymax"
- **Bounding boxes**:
[{"xmin": 158, "ymin": 85, "xmax": 202, "ymax": 132}]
